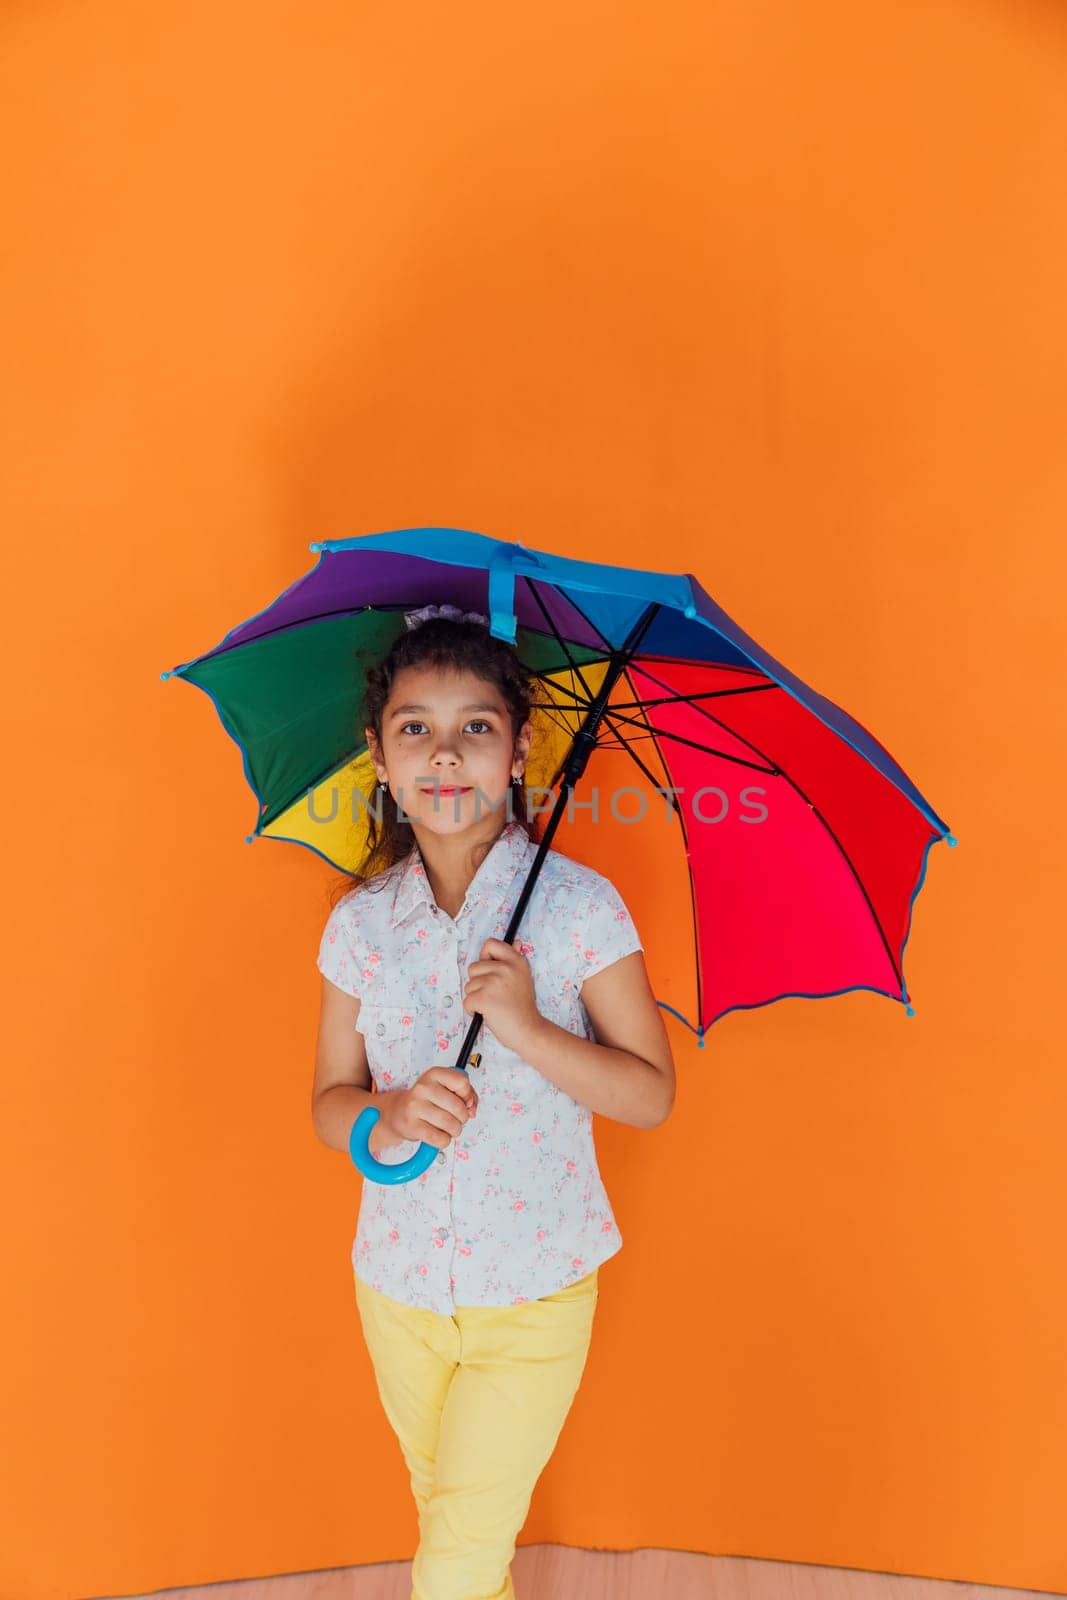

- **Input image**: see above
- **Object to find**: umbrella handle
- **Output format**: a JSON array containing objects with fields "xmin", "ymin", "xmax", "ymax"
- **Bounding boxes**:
[
  {"xmin": 349, "ymin": 1029, "xmax": 484, "ymax": 1184},
  {"xmin": 348, "ymin": 1105, "xmax": 441, "ymax": 1184}
]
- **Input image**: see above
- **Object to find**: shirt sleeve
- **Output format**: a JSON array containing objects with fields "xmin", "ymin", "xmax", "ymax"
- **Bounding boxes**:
[
  {"xmin": 316, "ymin": 893, "xmax": 362, "ymax": 999},
  {"xmin": 576, "ymin": 875, "xmax": 644, "ymax": 989}
]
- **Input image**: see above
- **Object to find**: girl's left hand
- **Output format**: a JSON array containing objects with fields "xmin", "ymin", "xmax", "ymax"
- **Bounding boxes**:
[{"xmin": 463, "ymin": 938, "xmax": 542, "ymax": 1053}]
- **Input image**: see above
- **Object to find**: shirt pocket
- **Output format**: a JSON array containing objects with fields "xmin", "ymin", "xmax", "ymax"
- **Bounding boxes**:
[{"xmin": 357, "ymin": 1000, "xmax": 419, "ymax": 1091}]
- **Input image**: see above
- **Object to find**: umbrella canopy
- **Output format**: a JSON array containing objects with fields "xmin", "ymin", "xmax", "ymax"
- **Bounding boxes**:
[{"xmin": 162, "ymin": 527, "xmax": 956, "ymax": 1045}]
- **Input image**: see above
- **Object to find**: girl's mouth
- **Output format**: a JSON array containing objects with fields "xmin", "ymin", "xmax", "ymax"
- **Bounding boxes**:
[{"xmin": 420, "ymin": 785, "xmax": 471, "ymax": 796}]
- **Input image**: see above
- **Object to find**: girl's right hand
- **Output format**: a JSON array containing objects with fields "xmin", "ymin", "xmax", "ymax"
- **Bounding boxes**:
[{"xmin": 375, "ymin": 1068, "xmax": 479, "ymax": 1152}]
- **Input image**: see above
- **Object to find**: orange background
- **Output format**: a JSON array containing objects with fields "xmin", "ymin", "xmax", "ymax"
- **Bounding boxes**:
[{"xmin": 2, "ymin": 2, "xmax": 1065, "ymax": 1597}]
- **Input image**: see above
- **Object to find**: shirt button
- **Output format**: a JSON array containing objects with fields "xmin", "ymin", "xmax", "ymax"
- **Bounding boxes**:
[
  {"xmin": 376, "ymin": 1022, "xmax": 386, "ymax": 1036},
  {"xmin": 444, "ymin": 995, "xmax": 454, "ymax": 1008}
]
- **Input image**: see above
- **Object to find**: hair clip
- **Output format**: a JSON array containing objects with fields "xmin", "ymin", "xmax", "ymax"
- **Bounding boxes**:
[{"xmin": 403, "ymin": 602, "xmax": 490, "ymax": 631}]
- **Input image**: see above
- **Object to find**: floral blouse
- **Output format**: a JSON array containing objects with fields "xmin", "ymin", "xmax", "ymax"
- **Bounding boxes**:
[{"xmin": 316, "ymin": 819, "xmax": 645, "ymax": 1312}]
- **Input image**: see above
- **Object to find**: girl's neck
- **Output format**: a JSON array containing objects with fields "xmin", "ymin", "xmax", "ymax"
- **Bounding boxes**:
[{"xmin": 412, "ymin": 818, "xmax": 509, "ymax": 918}]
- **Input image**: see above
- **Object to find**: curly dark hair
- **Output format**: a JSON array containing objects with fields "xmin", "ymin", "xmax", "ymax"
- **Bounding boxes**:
[{"xmin": 327, "ymin": 615, "xmax": 545, "ymax": 908}]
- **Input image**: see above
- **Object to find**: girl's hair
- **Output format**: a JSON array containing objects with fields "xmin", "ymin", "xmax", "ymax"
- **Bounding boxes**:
[{"xmin": 327, "ymin": 615, "xmax": 544, "ymax": 907}]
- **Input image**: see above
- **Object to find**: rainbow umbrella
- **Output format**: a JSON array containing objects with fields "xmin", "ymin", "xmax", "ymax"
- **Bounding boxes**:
[{"xmin": 161, "ymin": 527, "xmax": 956, "ymax": 1185}]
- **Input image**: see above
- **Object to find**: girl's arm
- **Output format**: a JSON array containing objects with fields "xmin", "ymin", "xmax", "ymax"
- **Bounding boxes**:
[
  {"xmin": 311, "ymin": 976, "xmax": 396, "ymax": 1156},
  {"xmin": 521, "ymin": 950, "xmax": 676, "ymax": 1129}
]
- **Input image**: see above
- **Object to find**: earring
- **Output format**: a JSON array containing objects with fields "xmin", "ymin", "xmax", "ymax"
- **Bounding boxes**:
[{"xmin": 378, "ymin": 779, "xmax": 387, "ymax": 792}]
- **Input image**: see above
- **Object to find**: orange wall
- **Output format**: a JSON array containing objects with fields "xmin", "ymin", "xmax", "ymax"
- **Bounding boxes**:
[{"xmin": 2, "ymin": 2, "xmax": 1065, "ymax": 1596}]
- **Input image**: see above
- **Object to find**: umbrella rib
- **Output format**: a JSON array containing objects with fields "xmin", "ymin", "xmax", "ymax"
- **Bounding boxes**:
[
  {"xmin": 534, "ymin": 674, "xmax": 781, "ymax": 718},
  {"xmin": 527, "ymin": 668, "xmax": 595, "ymax": 713},
  {"xmin": 607, "ymin": 681, "xmax": 781, "ymax": 712},
  {"xmin": 600, "ymin": 711, "xmax": 675, "ymax": 797},
  {"xmin": 617, "ymin": 656, "xmax": 794, "ymax": 752},
  {"xmin": 526, "ymin": 674, "xmax": 599, "ymax": 756},
  {"xmin": 595, "ymin": 724, "xmax": 652, "ymax": 758},
  {"xmin": 526, "ymin": 670, "xmax": 595, "ymax": 708},
  {"xmin": 520, "ymin": 576, "xmax": 602, "ymax": 707},
  {"xmin": 535, "ymin": 579, "xmax": 617, "ymax": 656},
  {"xmin": 603, "ymin": 707, "xmax": 778, "ymax": 772}
]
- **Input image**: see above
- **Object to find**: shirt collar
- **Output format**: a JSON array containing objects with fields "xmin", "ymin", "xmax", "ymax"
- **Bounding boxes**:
[{"xmin": 390, "ymin": 820, "xmax": 534, "ymax": 928}]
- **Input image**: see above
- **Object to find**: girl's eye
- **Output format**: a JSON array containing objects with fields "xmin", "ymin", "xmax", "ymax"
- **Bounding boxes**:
[{"xmin": 398, "ymin": 720, "xmax": 492, "ymax": 736}]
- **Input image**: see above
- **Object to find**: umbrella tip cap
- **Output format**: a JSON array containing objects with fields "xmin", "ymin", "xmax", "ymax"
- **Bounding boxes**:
[
  {"xmin": 946, "ymin": 833, "xmax": 958, "ymax": 847},
  {"xmin": 684, "ymin": 602, "xmax": 697, "ymax": 618},
  {"xmin": 905, "ymin": 1002, "xmax": 916, "ymax": 1018}
]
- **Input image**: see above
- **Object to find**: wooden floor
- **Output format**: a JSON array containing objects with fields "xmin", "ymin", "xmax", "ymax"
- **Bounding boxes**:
[{"xmin": 98, "ymin": 1545, "xmax": 1063, "ymax": 1599}]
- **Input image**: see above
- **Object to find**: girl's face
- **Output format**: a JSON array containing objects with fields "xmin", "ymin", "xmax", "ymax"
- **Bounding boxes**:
[{"xmin": 368, "ymin": 666, "xmax": 531, "ymax": 833}]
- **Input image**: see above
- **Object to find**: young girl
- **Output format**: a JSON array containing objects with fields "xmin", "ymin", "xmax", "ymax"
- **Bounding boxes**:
[{"xmin": 311, "ymin": 604, "xmax": 675, "ymax": 1600}]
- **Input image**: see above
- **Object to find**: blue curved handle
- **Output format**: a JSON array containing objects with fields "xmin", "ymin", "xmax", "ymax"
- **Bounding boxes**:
[{"xmin": 348, "ymin": 1102, "xmax": 444, "ymax": 1184}]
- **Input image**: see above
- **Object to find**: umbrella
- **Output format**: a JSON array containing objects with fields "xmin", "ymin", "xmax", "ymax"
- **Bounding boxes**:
[{"xmin": 161, "ymin": 527, "xmax": 956, "ymax": 1185}]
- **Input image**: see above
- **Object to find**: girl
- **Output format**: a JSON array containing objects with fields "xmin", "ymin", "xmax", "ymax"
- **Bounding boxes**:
[{"xmin": 311, "ymin": 604, "xmax": 675, "ymax": 1600}]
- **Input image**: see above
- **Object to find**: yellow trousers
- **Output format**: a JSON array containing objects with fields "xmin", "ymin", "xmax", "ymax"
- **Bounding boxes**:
[{"xmin": 353, "ymin": 1266, "xmax": 600, "ymax": 1600}]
